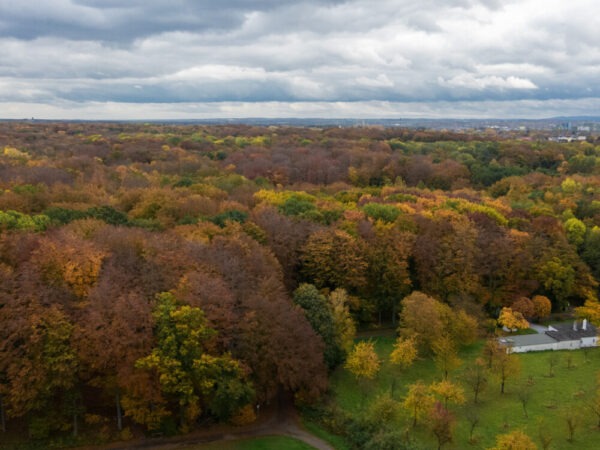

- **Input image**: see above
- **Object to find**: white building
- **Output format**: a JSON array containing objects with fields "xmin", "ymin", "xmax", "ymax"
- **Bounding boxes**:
[{"xmin": 499, "ymin": 319, "xmax": 597, "ymax": 353}]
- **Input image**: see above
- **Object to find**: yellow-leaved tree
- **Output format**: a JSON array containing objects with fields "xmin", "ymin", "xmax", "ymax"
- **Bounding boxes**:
[
  {"xmin": 345, "ymin": 341, "xmax": 380, "ymax": 380},
  {"xmin": 328, "ymin": 288, "xmax": 357, "ymax": 355},
  {"xmin": 432, "ymin": 334, "xmax": 462, "ymax": 380},
  {"xmin": 345, "ymin": 341, "xmax": 380, "ymax": 404},
  {"xmin": 390, "ymin": 336, "xmax": 418, "ymax": 370},
  {"xmin": 576, "ymin": 299, "xmax": 600, "ymax": 325},
  {"xmin": 403, "ymin": 380, "xmax": 435, "ymax": 427},
  {"xmin": 498, "ymin": 307, "xmax": 529, "ymax": 331},
  {"xmin": 389, "ymin": 336, "xmax": 418, "ymax": 396},
  {"xmin": 488, "ymin": 429, "xmax": 537, "ymax": 450},
  {"xmin": 133, "ymin": 293, "xmax": 253, "ymax": 432},
  {"xmin": 429, "ymin": 379, "xmax": 465, "ymax": 409}
]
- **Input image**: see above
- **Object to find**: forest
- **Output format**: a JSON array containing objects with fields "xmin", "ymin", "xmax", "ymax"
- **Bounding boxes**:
[{"xmin": 1, "ymin": 121, "xmax": 600, "ymax": 448}]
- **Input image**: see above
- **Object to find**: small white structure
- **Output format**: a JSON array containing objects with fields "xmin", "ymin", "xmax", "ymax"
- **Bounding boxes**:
[{"xmin": 499, "ymin": 320, "xmax": 598, "ymax": 353}]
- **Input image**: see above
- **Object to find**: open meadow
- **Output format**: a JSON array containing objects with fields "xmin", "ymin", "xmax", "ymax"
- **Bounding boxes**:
[{"xmin": 326, "ymin": 335, "xmax": 600, "ymax": 449}]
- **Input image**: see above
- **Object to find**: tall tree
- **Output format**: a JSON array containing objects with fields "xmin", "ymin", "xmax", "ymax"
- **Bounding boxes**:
[
  {"xmin": 301, "ymin": 228, "xmax": 367, "ymax": 293},
  {"xmin": 363, "ymin": 223, "xmax": 413, "ymax": 323},
  {"xmin": 398, "ymin": 291, "xmax": 478, "ymax": 354},
  {"xmin": 532, "ymin": 295, "xmax": 552, "ymax": 321},
  {"xmin": 390, "ymin": 336, "xmax": 418, "ymax": 371},
  {"xmin": 389, "ymin": 336, "xmax": 418, "ymax": 396},
  {"xmin": 135, "ymin": 293, "xmax": 253, "ymax": 431},
  {"xmin": 462, "ymin": 358, "xmax": 488, "ymax": 403},
  {"xmin": 345, "ymin": 341, "xmax": 380, "ymax": 381},
  {"xmin": 293, "ymin": 283, "xmax": 343, "ymax": 369},
  {"xmin": 432, "ymin": 335, "xmax": 462, "ymax": 380},
  {"xmin": 429, "ymin": 380, "xmax": 465, "ymax": 409},
  {"xmin": 328, "ymin": 288, "xmax": 357, "ymax": 355},
  {"xmin": 413, "ymin": 214, "xmax": 481, "ymax": 303},
  {"xmin": 429, "ymin": 401, "xmax": 455, "ymax": 450},
  {"xmin": 403, "ymin": 380, "xmax": 435, "ymax": 427},
  {"xmin": 74, "ymin": 288, "xmax": 154, "ymax": 431},
  {"xmin": 0, "ymin": 301, "xmax": 79, "ymax": 437},
  {"xmin": 493, "ymin": 349, "xmax": 521, "ymax": 394},
  {"xmin": 511, "ymin": 297, "xmax": 535, "ymax": 319}
]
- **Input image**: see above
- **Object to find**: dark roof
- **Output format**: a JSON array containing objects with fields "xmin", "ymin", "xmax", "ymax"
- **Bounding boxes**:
[{"xmin": 545, "ymin": 322, "xmax": 597, "ymax": 342}]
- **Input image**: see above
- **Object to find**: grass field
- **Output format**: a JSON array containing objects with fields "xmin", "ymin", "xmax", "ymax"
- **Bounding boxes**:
[
  {"xmin": 182, "ymin": 435, "xmax": 316, "ymax": 449},
  {"xmin": 302, "ymin": 418, "xmax": 351, "ymax": 450},
  {"xmin": 329, "ymin": 335, "xmax": 600, "ymax": 449}
]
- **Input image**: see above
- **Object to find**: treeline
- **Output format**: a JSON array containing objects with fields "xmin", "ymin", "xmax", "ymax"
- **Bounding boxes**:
[{"xmin": 1, "ymin": 122, "xmax": 600, "ymax": 441}]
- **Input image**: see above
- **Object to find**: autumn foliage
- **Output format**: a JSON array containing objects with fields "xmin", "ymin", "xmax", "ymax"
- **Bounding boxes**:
[
  {"xmin": 498, "ymin": 307, "xmax": 530, "ymax": 331},
  {"xmin": 1, "ymin": 122, "xmax": 600, "ymax": 442}
]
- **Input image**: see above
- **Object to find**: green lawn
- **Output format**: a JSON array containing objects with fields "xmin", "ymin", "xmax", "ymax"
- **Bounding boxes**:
[
  {"xmin": 329, "ymin": 336, "xmax": 600, "ymax": 449},
  {"xmin": 302, "ymin": 418, "xmax": 351, "ymax": 450},
  {"xmin": 182, "ymin": 435, "xmax": 316, "ymax": 449}
]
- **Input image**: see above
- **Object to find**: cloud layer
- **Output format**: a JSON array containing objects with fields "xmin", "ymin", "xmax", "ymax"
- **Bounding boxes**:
[{"xmin": 1, "ymin": 0, "xmax": 598, "ymax": 119}]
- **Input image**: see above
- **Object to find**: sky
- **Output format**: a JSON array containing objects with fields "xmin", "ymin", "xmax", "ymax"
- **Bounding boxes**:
[{"xmin": 1, "ymin": 0, "xmax": 599, "ymax": 120}]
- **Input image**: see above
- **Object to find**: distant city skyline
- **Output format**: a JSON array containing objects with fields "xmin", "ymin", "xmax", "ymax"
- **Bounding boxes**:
[{"xmin": 1, "ymin": 0, "xmax": 599, "ymax": 120}]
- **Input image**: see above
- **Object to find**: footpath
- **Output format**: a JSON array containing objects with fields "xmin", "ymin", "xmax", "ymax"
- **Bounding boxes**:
[{"xmin": 76, "ymin": 394, "xmax": 334, "ymax": 450}]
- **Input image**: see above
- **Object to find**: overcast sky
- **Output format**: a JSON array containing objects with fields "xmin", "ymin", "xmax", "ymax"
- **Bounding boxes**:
[{"xmin": 1, "ymin": 0, "xmax": 599, "ymax": 120}]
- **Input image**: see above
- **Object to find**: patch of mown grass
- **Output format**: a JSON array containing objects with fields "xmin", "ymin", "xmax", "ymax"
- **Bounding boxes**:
[
  {"xmin": 183, "ymin": 435, "xmax": 316, "ymax": 449},
  {"xmin": 508, "ymin": 327, "xmax": 539, "ymax": 335},
  {"xmin": 330, "ymin": 336, "xmax": 600, "ymax": 449}
]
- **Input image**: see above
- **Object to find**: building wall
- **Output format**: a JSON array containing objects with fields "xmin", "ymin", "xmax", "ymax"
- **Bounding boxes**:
[
  {"xmin": 504, "ymin": 334, "xmax": 598, "ymax": 353},
  {"xmin": 510, "ymin": 342, "xmax": 557, "ymax": 353},
  {"xmin": 581, "ymin": 337, "xmax": 597, "ymax": 347},
  {"xmin": 555, "ymin": 340, "xmax": 579, "ymax": 350}
]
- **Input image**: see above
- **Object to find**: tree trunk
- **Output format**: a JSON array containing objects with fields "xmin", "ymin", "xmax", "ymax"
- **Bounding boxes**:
[
  {"xmin": 0, "ymin": 396, "xmax": 5, "ymax": 433},
  {"xmin": 73, "ymin": 410, "xmax": 78, "ymax": 437},
  {"xmin": 116, "ymin": 391, "xmax": 122, "ymax": 431}
]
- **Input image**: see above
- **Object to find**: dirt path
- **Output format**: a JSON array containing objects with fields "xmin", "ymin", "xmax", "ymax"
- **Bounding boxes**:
[{"xmin": 76, "ymin": 394, "xmax": 334, "ymax": 450}]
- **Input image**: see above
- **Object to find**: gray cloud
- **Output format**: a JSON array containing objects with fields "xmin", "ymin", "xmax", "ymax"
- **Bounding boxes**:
[
  {"xmin": 0, "ymin": 0, "xmax": 598, "ymax": 118},
  {"xmin": 0, "ymin": 1, "xmax": 342, "ymax": 41}
]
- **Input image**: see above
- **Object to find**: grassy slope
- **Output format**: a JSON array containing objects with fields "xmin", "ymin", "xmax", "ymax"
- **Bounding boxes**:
[
  {"xmin": 330, "ymin": 336, "xmax": 600, "ymax": 449},
  {"xmin": 301, "ymin": 418, "xmax": 351, "ymax": 450}
]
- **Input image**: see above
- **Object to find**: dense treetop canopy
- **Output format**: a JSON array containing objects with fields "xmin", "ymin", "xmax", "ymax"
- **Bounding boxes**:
[{"xmin": 1, "ymin": 121, "xmax": 599, "ymax": 440}]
